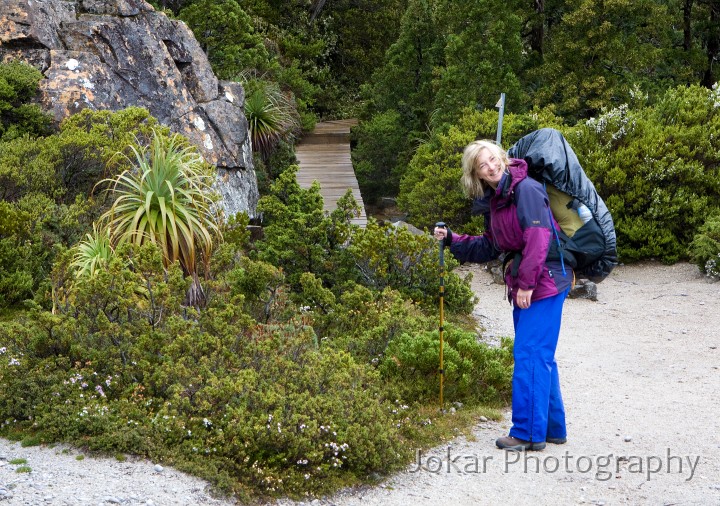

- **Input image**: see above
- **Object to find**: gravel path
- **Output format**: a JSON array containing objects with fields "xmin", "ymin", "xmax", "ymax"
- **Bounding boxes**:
[{"xmin": 2, "ymin": 262, "xmax": 720, "ymax": 505}]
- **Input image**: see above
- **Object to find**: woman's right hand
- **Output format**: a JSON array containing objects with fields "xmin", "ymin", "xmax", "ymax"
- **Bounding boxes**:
[{"xmin": 433, "ymin": 227, "xmax": 448, "ymax": 241}]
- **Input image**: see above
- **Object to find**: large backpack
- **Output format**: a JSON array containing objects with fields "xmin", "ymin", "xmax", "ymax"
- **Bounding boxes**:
[
  {"xmin": 506, "ymin": 128, "xmax": 617, "ymax": 282},
  {"xmin": 470, "ymin": 129, "xmax": 618, "ymax": 281}
]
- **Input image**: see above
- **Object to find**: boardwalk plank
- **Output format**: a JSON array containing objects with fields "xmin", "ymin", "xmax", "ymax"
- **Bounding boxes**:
[{"xmin": 295, "ymin": 119, "xmax": 367, "ymax": 227}]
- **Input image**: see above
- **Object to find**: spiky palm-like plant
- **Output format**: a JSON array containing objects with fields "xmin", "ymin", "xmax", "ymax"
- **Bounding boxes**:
[
  {"xmin": 70, "ymin": 226, "xmax": 114, "ymax": 279},
  {"xmin": 243, "ymin": 78, "xmax": 301, "ymax": 160},
  {"xmin": 99, "ymin": 130, "xmax": 221, "ymax": 306}
]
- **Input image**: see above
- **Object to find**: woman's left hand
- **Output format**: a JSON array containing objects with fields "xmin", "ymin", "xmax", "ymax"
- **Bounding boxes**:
[
  {"xmin": 516, "ymin": 288, "xmax": 534, "ymax": 309},
  {"xmin": 433, "ymin": 227, "xmax": 448, "ymax": 241}
]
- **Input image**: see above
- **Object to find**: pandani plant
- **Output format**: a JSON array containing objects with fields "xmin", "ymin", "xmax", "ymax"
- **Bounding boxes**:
[
  {"xmin": 241, "ymin": 74, "xmax": 301, "ymax": 161},
  {"xmin": 70, "ymin": 225, "xmax": 114, "ymax": 279},
  {"xmin": 97, "ymin": 129, "xmax": 221, "ymax": 306}
]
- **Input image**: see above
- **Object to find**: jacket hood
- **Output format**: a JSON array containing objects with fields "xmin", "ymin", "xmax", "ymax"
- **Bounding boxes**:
[{"xmin": 502, "ymin": 158, "xmax": 529, "ymax": 196}]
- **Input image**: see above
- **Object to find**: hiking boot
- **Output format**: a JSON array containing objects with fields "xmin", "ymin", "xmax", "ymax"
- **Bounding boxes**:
[
  {"xmin": 546, "ymin": 437, "xmax": 567, "ymax": 445},
  {"xmin": 495, "ymin": 436, "xmax": 546, "ymax": 451}
]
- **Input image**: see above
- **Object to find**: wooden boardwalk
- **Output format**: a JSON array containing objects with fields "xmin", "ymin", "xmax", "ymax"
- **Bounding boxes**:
[{"xmin": 295, "ymin": 119, "xmax": 367, "ymax": 227}]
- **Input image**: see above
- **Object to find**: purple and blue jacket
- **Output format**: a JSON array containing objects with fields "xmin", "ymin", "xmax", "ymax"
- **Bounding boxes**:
[{"xmin": 445, "ymin": 159, "xmax": 573, "ymax": 305}]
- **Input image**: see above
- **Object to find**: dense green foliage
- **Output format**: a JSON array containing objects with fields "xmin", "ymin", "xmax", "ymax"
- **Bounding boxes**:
[
  {"xmin": 690, "ymin": 211, "xmax": 720, "ymax": 281},
  {"xmin": 0, "ymin": 74, "xmax": 161, "ymax": 308},
  {"xmin": 256, "ymin": 166, "xmax": 476, "ymax": 312},
  {"xmin": 381, "ymin": 326, "xmax": 513, "ymax": 404},
  {"xmin": 0, "ymin": 61, "xmax": 51, "ymax": 141},
  {"xmin": 568, "ymin": 84, "xmax": 720, "ymax": 263},
  {"xmin": 1, "ymin": 244, "xmax": 409, "ymax": 498},
  {"xmin": 530, "ymin": 0, "xmax": 703, "ymax": 121}
]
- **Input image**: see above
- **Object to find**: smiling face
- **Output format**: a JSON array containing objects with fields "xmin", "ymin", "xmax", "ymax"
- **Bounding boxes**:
[{"xmin": 474, "ymin": 148, "xmax": 504, "ymax": 189}]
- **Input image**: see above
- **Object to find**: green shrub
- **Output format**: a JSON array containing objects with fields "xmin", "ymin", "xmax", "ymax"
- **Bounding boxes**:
[
  {"xmin": 0, "ymin": 107, "xmax": 160, "ymax": 206},
  {"xmin": 0, "ymin": 107, "xmax": 161, "ymax": 309},
  {"xmin": 351, "ymin": 110, "xmax": 413, "ymax": 204},
  {"xmin": 380, "ymin": 325, "xmax": 514, "ymax": 405},
  {"xmin": 300, "ymin": 282, "xmax": 431, "ymax": 364},
  {"xmin": 256, "ymin": 166, "xmax": 476, "ymax": 313},
  {"xmin": 690, "ymin": 212, "xmax": 720, "ymax": 280},
  {"xmin": 0, "ymin": 194, "xmax": 59, "ymax": 307},
  {"xmin": 0, "ymin": 60, "xmax": 52, "ymax": 141},
  {"xmin": 0, "ymin": 241, "xmax": 410, "ymax": 498},
  {"xmin": 347, "ymin": 219, "xmax": 476, "ymax": 313},
  {"xmin": 568, "ymin": 84, "xmax": 720, "ymax": 263},
  {"xmin": 225, "ymin": 256, "xmax": 288, "ymax": 323},
  {"xmin": 255, "ymin": 166, "xmax": 360, "ymax": 291}
]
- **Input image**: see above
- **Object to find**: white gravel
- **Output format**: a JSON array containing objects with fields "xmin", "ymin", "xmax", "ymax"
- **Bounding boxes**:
[
  {"xmin": 2, "ymin": 262, "xmax": 720, "ymax": 506},
  {"xmin": 0, "ymin": 443, "xmax": 231, "ymax": 505}
]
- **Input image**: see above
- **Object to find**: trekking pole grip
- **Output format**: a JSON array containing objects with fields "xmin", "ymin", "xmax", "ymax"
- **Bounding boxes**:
[{"xmin": 435, "ymin": 221, "xmax": 446, "ymax": 249}]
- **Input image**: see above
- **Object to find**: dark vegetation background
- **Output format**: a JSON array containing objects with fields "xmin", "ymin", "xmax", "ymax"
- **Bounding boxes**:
[{"xmin": 1, "ymin": 0, "xmax": 720, "ymax": 500}]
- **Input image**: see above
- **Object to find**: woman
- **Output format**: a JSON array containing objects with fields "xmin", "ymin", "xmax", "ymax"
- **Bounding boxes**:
[{"xmin": 434, "ymin": 140, "xmax": 573, "ymax": 451}]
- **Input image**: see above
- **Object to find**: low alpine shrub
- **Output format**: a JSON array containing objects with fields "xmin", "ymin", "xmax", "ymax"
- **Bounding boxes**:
[{"xmin": 380, "ymin": 325, "xmax": 514, "ymax": 405}]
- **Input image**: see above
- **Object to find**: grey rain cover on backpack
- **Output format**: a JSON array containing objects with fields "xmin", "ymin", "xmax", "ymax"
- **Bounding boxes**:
[{"xmin": 506, "ymin": 128, "xmax": 617, "ymax": 282}]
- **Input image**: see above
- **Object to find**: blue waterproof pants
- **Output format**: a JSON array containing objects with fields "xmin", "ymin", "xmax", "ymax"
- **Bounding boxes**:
[{"xmin": 508, "ymin": 289, "xmax": 569, "ymax": 443}]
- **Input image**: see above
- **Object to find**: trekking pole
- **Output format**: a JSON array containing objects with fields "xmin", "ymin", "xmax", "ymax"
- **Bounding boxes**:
[
  {"xmin": 495, "ymin": 93, "xmax": 506, "ymax": 145},
  {"xmin": 435, "ymin": 221, "xmax": 446, "ymax": 409}
]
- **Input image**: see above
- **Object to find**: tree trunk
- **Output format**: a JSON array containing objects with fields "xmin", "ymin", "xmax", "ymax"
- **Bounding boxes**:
[
  {"xmin": 683, "ymin": 0, "xmax": 693, "ymax": 51},
  {"xmin": 185, "ymin": 272, "xmax": 206, "ymax": 308},
  {"xmin": 701, "ymin": 0, "xmax": 720, "ymax": 87},
  {"xmin": 529, "ymin": 0, "xmax": 545, "ymax": 57}
]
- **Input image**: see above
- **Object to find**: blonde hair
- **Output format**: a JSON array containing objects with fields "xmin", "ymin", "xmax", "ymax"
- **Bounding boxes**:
[{"xmin": 460, "ymin": 140, "xmax": 510, "ymax": 197}]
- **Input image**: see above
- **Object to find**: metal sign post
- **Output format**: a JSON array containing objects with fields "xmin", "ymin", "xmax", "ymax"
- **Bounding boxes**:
[{"xmin": 495, "ymin": 93, "xmax": 506, "ymax": 145}]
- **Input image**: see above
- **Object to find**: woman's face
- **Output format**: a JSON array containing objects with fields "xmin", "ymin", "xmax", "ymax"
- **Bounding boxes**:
[{"xmin": 475, "ymin": 148, "xmax": 503, "ymax": 188}]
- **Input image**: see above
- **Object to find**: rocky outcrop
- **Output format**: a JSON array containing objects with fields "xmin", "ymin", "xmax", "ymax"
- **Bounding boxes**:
[{"xmin": 0, "ymin": 0, "xmax": 258, "ymax": 218}]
